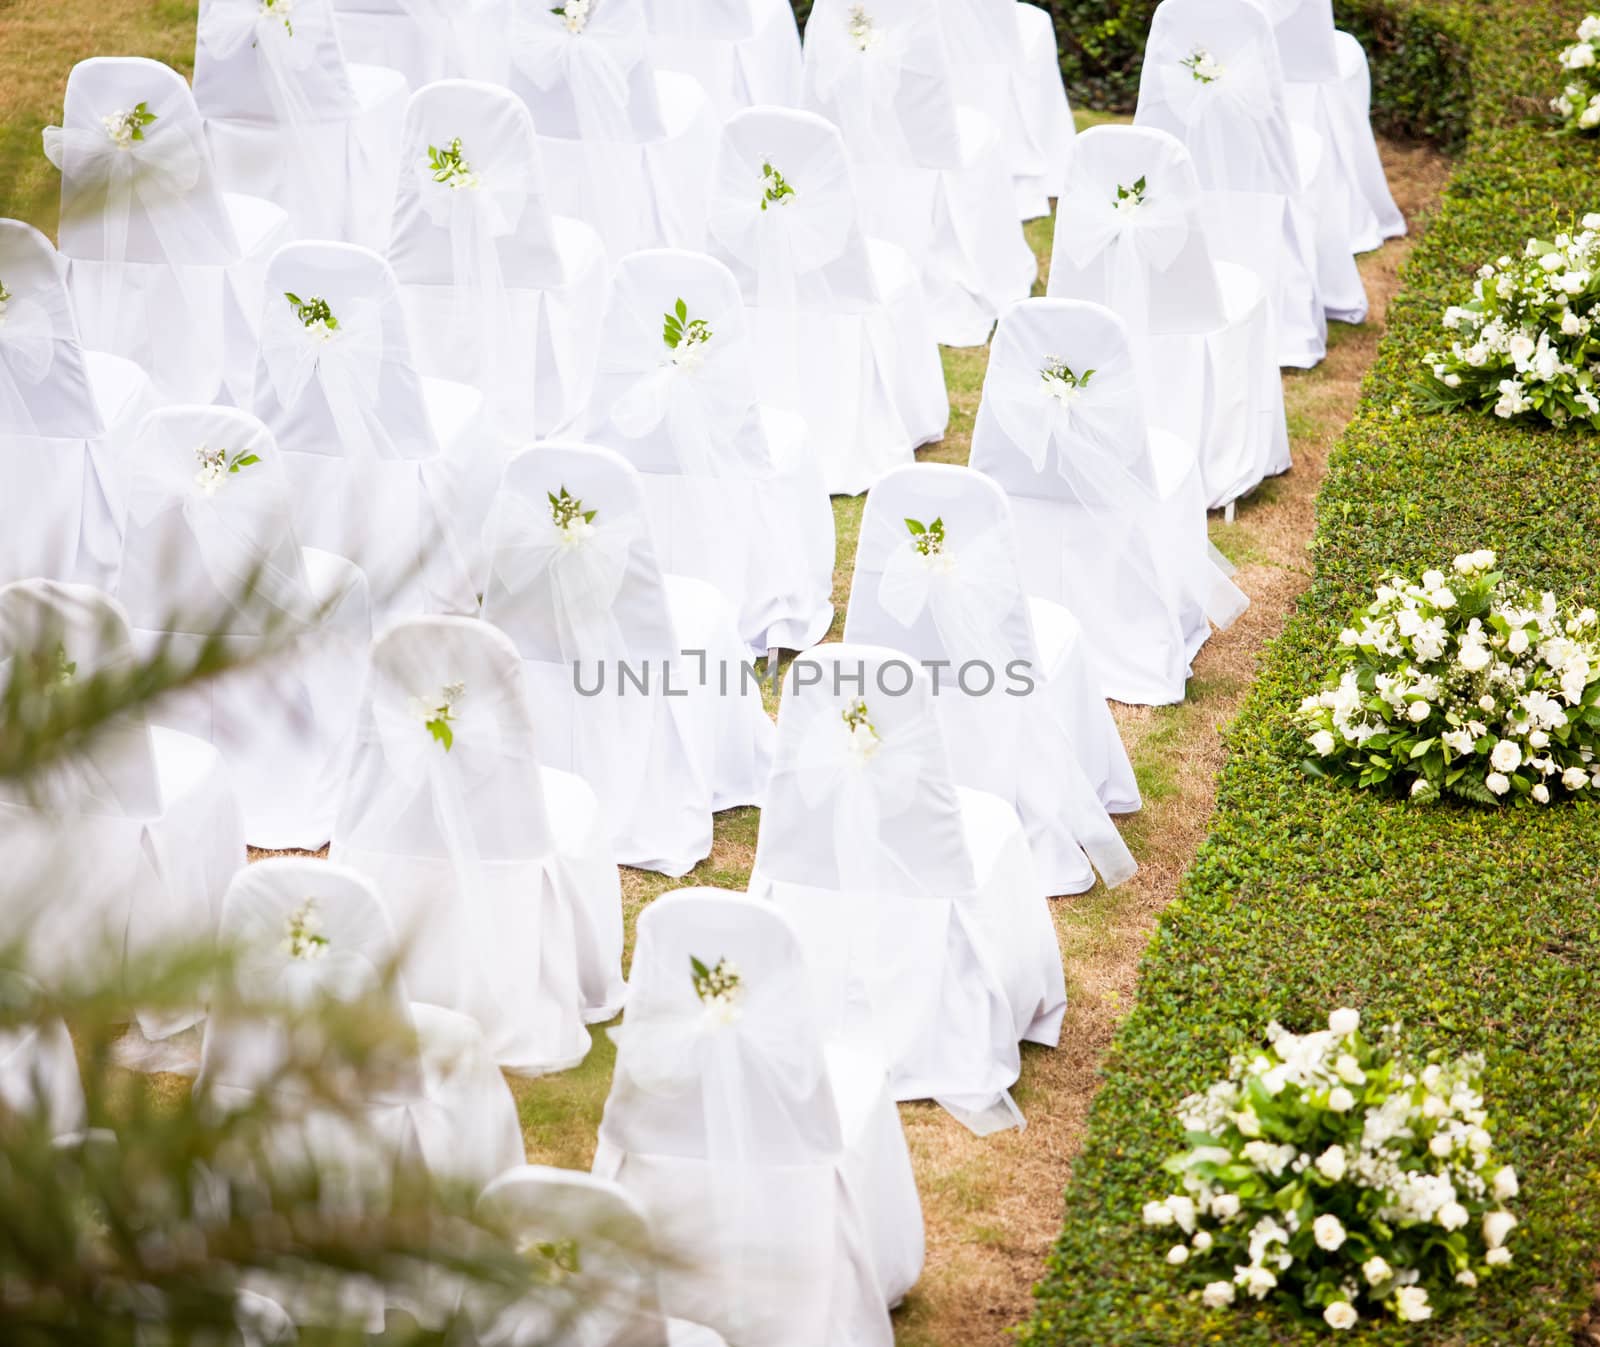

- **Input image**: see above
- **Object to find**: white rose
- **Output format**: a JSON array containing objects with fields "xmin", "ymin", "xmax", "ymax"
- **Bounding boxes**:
[
  {"xmin": 1167, "ymin": 1244, "xmax": 1189, "ymax": 1265},
  {"xmin": 1486, "ymin": 1246, "xmax": 1513, "ymax": 1266},
  {"xmin": 1529, "ymin": 729, "xmax": 1550, "ymax": 749},
  {"xmin": 1328, "ymin": 1086, "xmax": 1356, "ymax": 1112},
  {"xmin": 1438, "ymin": 1201, "xmax": 1470, "ymax": 1231},
  {"xmin": 1192, "ymin": 1230, "xmax": 1213, "ymax": 1253},
  {"xmin": 1241, "ymin": 1265, "xmax": 1277, "ymax": 1299},
  {"xmin": 1563, "ymin": 41, "xmax": 1597, "ymax": 68},
  {"xmin": 1310, "ymin": 729, "xmax": 1336, "ymax": 757},
  {"xmin": 1315, "ymin": 1145, "xmax": 1347, "ymax": 1181},
  {"xmin": 1202, "ymin": 1280, "xmax": 1236, "ymax": 1308},
  {"xmin": 1490, "ymin": 740, "xmax": 1522, "ymax": 772},
  {"xmin": 1212, "ymin": 1193, "xmax": 1241, "ymax": 1220},
  {"xmin": 1430, "ymin": 1133, "xmax": 1454, "ymax": 1157},
  {"xmin": 1458, "ymin": 1269, "xmax": 1479, "ymax": 1288},
  {"xmin": 1235, "ymin": 1108, "xmax": 1262, "ymax": 1137},
  {"xmin": 1486, "ymin": 771, "xmax": 1510, "ymax": 796},
  {"xmin": 1168, "ymin": 1196, "xmax": 1197, "ymax": 1234},
  {"xmin": 1422, "ymin": 569, "xmax": 1446, "ymax": 589},
  {"xmin": 1493, "ymin": 1166, "xmax": 1519, "ymax": 1200},
  {"xmin": 1564, "ymin": 767, "xmax": 1589, "ymax": 790},
  {"xmin": 1534, "ymin": 783, "xmax": 1551, "ymax": 803},
  {"xmin": 1335, "ymin": 1054, "xmax": 1366, "ymax": 1084},
  {"xmin": 1394, "ymin": 1286, "xmax": 1433, "ymax": 1322},
  {"xmin": 1483, "ymin": 1210, "xmax": 1517, "ymax": 1248},
  {"xmin": 1362, "ymin": 1256, "xmax": 1392, "ymax": 1284},
  {"xmin": 1328, "ymin": 1008, "xmax": 1361, "ymax": 1037},
  {"xmin": 1324, "ymin": 1302, "xmax": 1359, "ymax": 1330},
  {"xmin": 1313, "ymin": 1214, "xmax": 1346, "ymax": 1251},
  {"xmin": 1142, "ymin": 1201, "xmax": 1173, "ymax": 1227},
  {"xmin": 1408, "ymin": 700, "xmax": 1431, "ymax": 723},
  {"xmin": 1458, "ymin": 642, "xmax": 1492, "ymax": 672},
  {"xmin": 1508, "ymin": 628, "xmax": 1530, "ymax": 655}
]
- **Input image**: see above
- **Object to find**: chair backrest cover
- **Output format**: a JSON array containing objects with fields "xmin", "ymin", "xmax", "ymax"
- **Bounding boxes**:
[
  {"xmin": 1258, "ymin": 0, "xmax": 1340, "ymax": 82},
  {"xmin": 0, "ymin": 220, "xmax": 104, "ymax": 439},
  {"xmin": 503, "ymin": 0, "xmax": 667, "ymax": 143},
  {"xmin": 194, "ymin": 0, "xmax": 362, "ymax": 124}
]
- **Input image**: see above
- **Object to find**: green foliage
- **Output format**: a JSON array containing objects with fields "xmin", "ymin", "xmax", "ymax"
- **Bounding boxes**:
[
  {"xmin": 1021, "ymin": 1, "xmax": 1600, "ymax": 1343},
  {"xmin": 284, "ymin": 292, "xmax": 338, "ymax": 330}
]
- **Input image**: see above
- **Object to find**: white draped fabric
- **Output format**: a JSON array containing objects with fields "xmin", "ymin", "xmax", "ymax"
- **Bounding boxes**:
[
  {"xmin": 389, "ymin": 78, "xmax": 609, "ymax": 487},
  {"xmin": 644, "ymin": 0, "xmax": 804, "ymax": 119},
  {"xmin": 329, "ymin": 616, "xmax": 625, "ymax": 1074},
  {"xmin": 114, "ymin": 405, "xmax": 372, "ymax": 849},
  {"xmin": 1048, "ymin": 125, "xmax": 1290, "ymax": 508},
  {"xmin": 251, "ymin": 241, "xmax": 479, "ymax": 622},
  {"xmin": 0, "ymin": 220, "xmax": 154, "ymax": 593},
  {"xmin": 0, "ymin": 991, "xmax": 89, "ymax": 1139},
  {"xmin": 970, "ymin": 300, "xmax": 1249, "ymax": 705},
  {"xmin": 582, "ymin": 249, "xmax": 834, "ymax": 654},
  {"xmin": 750, "ymin": 645, "xmax": 1067, "ymax": 1133},
  {"xmin": 476, "ymin": 1166, "xmax": 731, "ymax": 1347},
  {"xmin": 0, "ymin": 581, "xmax": 245, "ymax": 1043},
  {"xmin": 708, "ymin": 107, "xmax": 947, "ymax": 495},
  {"xmin": 500, "ymin": 0, "xmax": 720, "ymax": 259},
  {"xmin": 845, "ymin": 463, "xmax": 1140, "ymax": 892},
  {"xmin": 331, "ymin": 0, "xmax": 500, "ymax": 87},
  {"xmin": 482, "ymin": 444, "xmax": 774, "ymax": 877},
  {"xmin": 193, "ymin": 0, "xmax": 409, "ymax": 250},
  {"xmin": 595, "ymin": 890, "xmax": 922, "ymax": 1346},
  {"xmin": 936, "ymin": 0, "xmax": 1074, "ymax": 219},
  {"xmin": 43, "ymin": 58, "xmax": 290, "ymax": 405},
  {"xmin": 803, "ymin": 0, "xmax": 1036, "ymax": 347}
]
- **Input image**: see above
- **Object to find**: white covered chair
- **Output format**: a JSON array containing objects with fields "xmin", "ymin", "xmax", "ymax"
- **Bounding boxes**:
[
  {"xmin": 476, "ymin": 1166, "xmax": 730, "ymax": 1347},
  {"xmin": 595, "ymin": 889, "xmax": 924, "ymax": 1346},
  {"xmin": 0, "ymin": 990, "xmax": 88, "ymax": 1140},
  {"xmin": 497, "ymin": 0, "xmax": 720, "ymax": 260},
  {"xmin": 971, "ymin": 300, "xmax": 1249, "ymax": 704},
  {"xmin": 581, "ymin": 249, "xmax": 834, "ymax": 655},
  {"xmin": 750, "ymin": 645, "xmax": 1067, "ymax": 1133},
  {"xmin": 803, "ymin": 0, "xmax": 1036, "ymax": 347},
  {"xmin": 196, "ymin": 858, "xmax": 526, "ymax": 1192},
  {"xmin": 1048, "ymin": 125, "xmax": 1289, "ymax": 510},
  {"xmin": 43, "ymin": 58, "xmax": 290, "ymax": 406},
  {"xmin": 0, "ymin": 580, "xmax": 245, "ymax": 1043},
  {"xmin": 387, "ymin": 77, "xmax": 609, "ymax": 533},
  {"xmin": 0, "ymin": 219, "xmax": 155, "ymax": 592},
  {"xmin": 644, "ymin": 0, "xmax": 804, "ymax": 119},
  {"xmin": 331, "ymin": 0, "xmax": 500, "ymax": 88},
  {"xmin": 329, "ymin": 616, "xmax": 625, "ymax": 1074},
  {"xmin": 1265, "ymin": 0, "xmax": 1404, "ymax": 253},
  {"xmin": 1135, "ymin": 0, "xmax": 1363, "ymax": 357},
  {"xmin": 481, "ymin": 444, "xmax": 774, "ymax": 877},
  {"xmin": 845, "ymin": 463, "xmax": 1139, "ymax": 893},
  {"xmin": 251, "ymin": 241, "xmax": 479, "ymax": 621},
  {"xmin": 193, "ymin": 0, "xmax": 408, "ymax": 250},
  {"xmin": 708, "ymin": 107, "xmax": 947, "ymax": 495},
  {"xmin": 937, "ymin": 0, "xmax": 1075, "ymax": 219}
]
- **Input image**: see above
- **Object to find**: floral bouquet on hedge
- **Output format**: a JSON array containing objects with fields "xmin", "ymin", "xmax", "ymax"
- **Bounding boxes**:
[
  {"xmin": 1418, "ymin": 221, "xmax": 1600, "ymax": 430},
  {"xmin": 1148, "ymin": 1009, "xmax": 1520, "ymax": 1331},
  {"xmin": 1552, "ymin": 15, "xmax": 1600, "ymax": 132},
  {"xmin": 1296, "ymin": 550, "xmax": 1600, "ymax": 805}
]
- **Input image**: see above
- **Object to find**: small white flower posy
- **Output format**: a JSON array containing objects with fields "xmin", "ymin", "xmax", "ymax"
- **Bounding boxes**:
[
  {"xmin": 846, "ymin": 4, "xmax": 881, "ymax": 52},
  {"xmin": 691, "ymin": 954, "xmax": 743, "ymax": 1027},
  {"xmin": 554, "ymin": 0, "xmax": 593, "ymax": 35},
  {"xmin": 663, "ymin": 299, "xmax": 713, "ymax": 371},
  {"xmin": 260, "ymin": 0, "xmax": 295, "ymax": 36},
  {"xmin": 283, "ymin": 899, "xmax": 329, "ymax": 961},
  {"xmin": 193, "ymin": 444, "xmax": 261, "ymax": 497},
  {"xmin": 548, "ymin": 485, "xmax": 598, "ymax": 549},
  {"xmin": 102, "ymin": 102, "xmax": 156, "ymax": 151},
  {"xmin": 841, "ymin": 698, "xmax": 883, "ymax": 764},
  {"xmin": 1040, "ymin": 356, "xmax": 1095, "ymax": 409},
  {"xmin": 409, "ymin": 681, "xmax": 465, "ymax": 751},
  {"xmin": 905, "ymin": 515, "xmax": 956, "ymax": 576},
  {"xmin": 428, "ymin": 138, "xmax": 480, "ymax": 191},
  {"xmin": 0, "ymin": 279, "xmax": 11, "ymax": 324},
  {"xmin": 1181, "ymin": 47, "xmax": 1225, "ymax": 84}
]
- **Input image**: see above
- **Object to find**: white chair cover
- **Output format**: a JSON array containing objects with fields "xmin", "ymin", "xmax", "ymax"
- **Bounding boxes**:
[
  {"xmin": 329, "ymin": 615, "xmax": 625, "ymax": 1073},
  {"xmin": 582, "ymin": 249, "xmax": 834, "ymax": 654},
  {"xmin": 0, "ymin": 580, "xmax": 245, "ymax": 1042},
  {"xmin": 969, "ymin": 300, "xmax": 1249, "ymax": 704},
  {"xmin": 481, "ymin": 444, "xmax": 774, "ymax": 876},
  {"xmin": 750, "ymin": 645, "xmax": 1067, "ymax": 1133},
  {"xmin": 803, "ymin": 0, "xmax": 1036, "ymax": 347},
  {"xmin": 43, "ymin": 58, "xmax": 290, "ymax": 405},
  {"xmin": 1048, "ymin": 125, "xmax": 1290, "ymax": 508},
  {"xmin": 251, "ymin": 241, "xmax": 479, "ymax": 622},
  {"xmin": 196, "ymin": 858, "xmax": 526, "ymax": 1191},
  {"xmin": 331, "ymin": 0, "xmax": 501, "ymax": 88},
  {"xmin": 476, "ymin": 1166, "xmax": 730, "ymax": 1347},
  {"xmin": 595, "ymin": 889, "xmax": 923, "ymax": 1346},
  {"xmin": 497, "ymin": 0, "xmax": 720, "ymax": 259},
  {"xmin": 114, "ymin": 405, "xmax": 371, "ymax": 849},
  {"xmin": 389, "ymin": 79, "xmax": 609, "ymax": 474},
  {"xmin": 0, "ymin": 990, "xmax": 88, "ymax": 1140},
  {"xmin": 845, "ymin": 463, "xmax": 1139, "ymax": 892},
  {"xmin": 937, "ymin": 0, "xmax": 1074, "ymax": 219},
  {"xmin": 1135, "ymin": 0, "xmax": 1361, "ymax": 357},
  {"xmin": 707, "ymin": 107, "xmax": 947, "ymax": 495},
  {"xmin": 644, "ymin": 0, "xmax": 804, "ymax": 119},
  {"xmin": 0, "ymin": 220, "xmax": 154, "ymax": 592},
  {"xmin": 193, "ymin": 0, "xmax": 409, "ymax": 250}
]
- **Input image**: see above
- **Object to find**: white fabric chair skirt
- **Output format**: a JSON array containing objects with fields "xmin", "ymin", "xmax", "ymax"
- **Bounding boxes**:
[
  {"xmin": 1328, "ymin": 30, "xmax": 1405, "ymax": 247},
  {"xmin": 204, "ymin": 64, "xmax": 410, "ymax": 250},
  {"xmin": 1287, "ymin": 120, "xmax": 1368, "ymax": 325},
  {"xmin": 536, "ymin": 72, "xmax": 719, "ymax": 261},
  {"xmin": 1012, "ymin": 2, "xmax": 1076, "ymax": 217},
  {"xmin": 0, "ymin": 1017, "xmax": 88, "ymax": 1138},
  {"xmin": 647, "ymin": 0, "xmax": 804, "ymax": 119}
]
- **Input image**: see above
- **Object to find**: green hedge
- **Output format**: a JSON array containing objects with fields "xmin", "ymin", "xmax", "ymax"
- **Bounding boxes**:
[
  {"xmin": 787, "ymin": 1, "xmax": 1473, "ymax": 148},
  {"xmin": 1020, "ymin": 2, "xmax": 1600, "ymax": 1344}
]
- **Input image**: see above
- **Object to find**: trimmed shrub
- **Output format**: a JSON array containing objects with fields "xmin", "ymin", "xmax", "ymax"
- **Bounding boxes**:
[{"xmin": 1019, "ymin": 0, "xmax": 1600, "ymax": 1343}]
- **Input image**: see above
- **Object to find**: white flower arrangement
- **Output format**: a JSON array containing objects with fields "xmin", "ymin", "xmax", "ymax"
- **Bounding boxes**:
[
  {"xmin": 548, "ymin": 485, "xmax": 597, "ymax": 549},
  {"xmin": 841, "ymin": 698, "xmax": 883, "ymax": 764},
  {"xmin": 1181, "ymin": 47, "xmax": 1224, "ymax": 84},
  {"xmin": 759, "ymin": 160, "xmax": 796, "ymax": 211},
  {"xmin": 662, "ymin": 298, "xmax": 712, "ymax": 370},
  {"xmin": 1553, "ymin": 15, "xmax": 1600, "ymax": 131},
  {"xmin": 427, "ymin": 137, "xmax": 479, "ymax": 191},
  {"xmin": 904, "ymin": 515, "xmax": 956, "ymax": 576},
  {"xmin": 691, "ymin": 955, "xmax": 743, "ymax": 1027},
  {"xmin": 193, "ymin": 444, "xmax": 262, "ymax": 497},
  {"xmin": 102, "ymin": 102, "xmax": 156, "ymax": 150},
  {"xmin": 283, "ymin": 899, "xmax": 329, "ymax": 961},
  {"xmin": 517, "ymin": 1234, "xmax": 582, "ymax": 1285},
  {"xmin": 1040, "ymin": 355, "xmax": 1095, "ymax": 409},
  {"xmin": 410, "ymin": 681, "xmax": 465, "ymax": 752},
  {"xmin": 284, "ymin": 291, "xmax": 340, "ymax": 341},
  {"xmin": 1420, "ymin": 221, "xmax": 1600, "ymax": 429},
  {"xmin": 846, "ymin": 4, "xmax": 881, "ymax": 52},
  {"xmin": 260, "ymin": 0, "xmax": 294, "ymax": 37},
  {"xmin": 552, "ymin": 0, "xmax": 592, "ymax": 35},
  {"xmin": 0, "ymin": 279, "xmax": 12, "ymax": 318},
  {"xmin": 1297, "ymin": 550, "xmax": 1600, "ymax": 805},
  {"xmin": 1113, "ymin": 175, "xmax": 1147, "ymax": 215},
  {"xmin": 1151, "ymin": 1009, "xmax": 1520, "ymax": 1331}
]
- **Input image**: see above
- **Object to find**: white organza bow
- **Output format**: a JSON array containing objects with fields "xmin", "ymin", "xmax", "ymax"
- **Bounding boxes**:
[
  {"xmin": 509, "ymin": 5, "xmax": 647, "ymax": 143},
  {"xmin": 0, "ymin": 295, "xmax": 54, "ymax": 434},
  {"xmin": 1159, "ymin": 37, "xmax": 1275, "ymax": 130},
  {"xmin": 197, "ymin": 1, "xmax": 321, "ymax": 120},
  {"xmin": 874, "ymin": 520, "xmax": 1019, "ymax": 678},
  {"xmin": 987, "ymin": 351, "xmax": 1146, "ymax": 479},
  {"xmin": 1054, "ymin": 180, "xmax": 1190, "ymax": 342},
  {"xmin": 259, "ymin": 299, "xmax": 388, "ymax": 466},
  {"xmin": 810, "ymin": 14, "xmax": 910, "ymax": 155}
]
